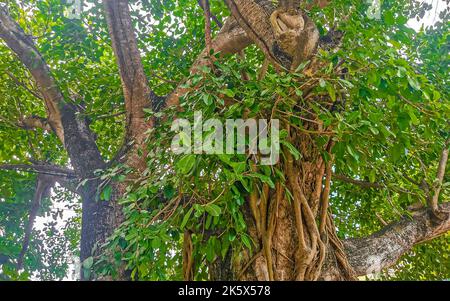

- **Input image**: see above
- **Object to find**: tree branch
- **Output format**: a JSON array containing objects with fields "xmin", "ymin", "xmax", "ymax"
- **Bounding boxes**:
[
  {"xmin": 333, "ymin": 174, "xmax": 383, "ymax": 189},
  {"xmin": 5, "ymin": 70, "xmax": 43, "ymax": 100},
  {"xmin": 197, "ymin": 0, "xmax": 223, "ymax": 28},
  {"xmin": 18, "ymin": 115, "xmax": 52, "ymax": 132},
  {"xmin": 0, "ymin": 163, "xmax": 76, "ymax": 178},
  {"xmin": 17, "ymin": 174, "xmax": 55, "ymax": 270},
  {"xmin": 343, "ymin": 202, "xmax": 450, "ymax": 277},
  {"xmin": 224, "ymin": 0, "xmax": 319, "ymax": 71},
  {"xmin": 202, "ymin": 0, "xmax": 213, "ymax": 55},
  {"xmin": 306, "ymin": 0, "xmax": 332, "ymax": 10},
  {"xmin": 166, "ymin": 17, "xmax": 252, "ymax": 107},
  {"xmin": 102, "ymin": 0, "xmax": 155, "ymax": 171},
  {"xmin": 333, "ymin": 173, "xmax": 413, "ymax": 195},
  {"xmin": 0, "ymin": 4, "xmax": 64, "ymax": 143}
]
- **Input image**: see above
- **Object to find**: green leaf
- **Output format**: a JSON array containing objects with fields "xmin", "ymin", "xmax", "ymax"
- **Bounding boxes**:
[
  {"xmin": 249, "ymin": 173, "xmax": 275, "ymax": 189},
  {"xmin": 204, "ymin": 204, "xmax": 221, "ymax": 217},
  {"xmin": 176, "ymin": 154, "xmax": 196, "ymax": 175},
  {"xmin": 392, "ymin": 143, "xmax": 405, "ymax": 162},
  {"xmin": 203, "ymin": 93, "xmax": 213, "ymax": 106},
  {"xmin": 281, "ymin": 140, "xmax": 301, "ymax": 160},
  {"xmin": 369, "ymin": 169, "xmax": 377, "ymax": 183},
  {"xmin": 397, "ymin": 112, "xmax": 410, "ymax": 131},
  {"xmin": 151, "ymin": 237, "xmax": 161, "ymax": 249},
  {"xmin": 241, "ymin": 234, "xmax": 253, "ymax": 251},
  {"xmin": 319, "ymin": 79, "xmax": 326, "ymax": 88},
  {"xmin": 221, "ymin": 89, "xmax": 235, "ymax": 98},
  {"xmin": 294, "ymin": 60, "xmax": 310, "ymax": 73},
  {"xmin": 384, "ymin": 11, "xmax": 395, "ymax": 26},
  {"xmin": 407, "ymin": 76, "xmax": 420, "ymax": 90},
  {"xmin": 163, "ymin": 184, "xmax": 176, "ymax": 199},
  {"xmin": 180, "ymin": 207, "xmax": 193, "ymax": 230},
  {"xmin": 346, "ymin": 145, "xmax": 360, "ymax": 162},
  {"xmin": 82, "ymin": 257, "xmax": 94, "ymax": 269},
  {"xmin": 228, "ymin": 229, "xmax": 237, "ymax": 242},
  {"xmin": 100, "ymin": 185, "xmax": 112, "ymax": 201},
  {"xmin": 369, "ymin": 126, "xmax": 379, "ymax": 135},
  {"xmin": 326, "ymin": 83, "xmax": 336, "ymax": 102}
]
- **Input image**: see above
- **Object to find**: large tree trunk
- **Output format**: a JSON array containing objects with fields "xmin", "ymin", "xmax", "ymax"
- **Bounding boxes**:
[
  {"xmin": 208, "ymin": 120, "xmax": 355, "ymax": 281},
  {"xmin": 59, "ymin": 102, "xmax": 127, "ymax": 280},
  {"xmin": 203, "ymin": 0, "xmax": 354, "ymax": 281},
  {"xmin": 0, "ymin": 5, "xmax": 125, "ymax": 280}
]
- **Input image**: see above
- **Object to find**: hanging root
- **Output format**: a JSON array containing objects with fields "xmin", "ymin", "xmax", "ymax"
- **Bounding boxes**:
[
  {"xmin": 17, "ymin": 174, "xmax": 55, "ymax": 270},
  {"xmin": 325, "ymin": 213, "xmax": 357, "ymax": 280},
  {"xmin": 240, "ymin": 121, "xmax": 354, "ymax": 281},
  {"xmin": 182, "ymin": 230, "xmax": 194, "ymax": 280}
]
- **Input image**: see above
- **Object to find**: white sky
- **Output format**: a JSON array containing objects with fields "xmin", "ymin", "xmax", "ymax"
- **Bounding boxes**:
[{"xmin": 407, "ymin": 0, "xmax": 447, "ymax": 30}]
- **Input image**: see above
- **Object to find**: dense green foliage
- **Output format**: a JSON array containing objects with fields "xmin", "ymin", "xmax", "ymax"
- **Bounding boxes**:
[{"xmin": 0, "ymin": 0, "xmax": 448, "ymax": 280}]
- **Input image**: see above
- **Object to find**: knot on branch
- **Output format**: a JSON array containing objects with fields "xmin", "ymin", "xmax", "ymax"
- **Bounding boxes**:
[
  {"xmin": 270, "ymin": 8, "xmax": 319, "ymax": 71},
  {"xmin": 271, "ymin": 9, "xmax": 305, "ymax": 54}
]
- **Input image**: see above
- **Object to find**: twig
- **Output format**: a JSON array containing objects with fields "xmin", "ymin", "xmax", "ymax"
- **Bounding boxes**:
[
  {"xmin": 333, "ymin": 174, "xmax": 383, "ymax": 189},
  {"xmin": 17, "ymin": 174, "xmax": 55, "ymax": 270},
  {"xmin": 5, "ymin": 71, "xmax": 43, "ymax": 100},
  {"xmin": 197, "ymin": 0, "xmax": 223, "ymax": 28}
]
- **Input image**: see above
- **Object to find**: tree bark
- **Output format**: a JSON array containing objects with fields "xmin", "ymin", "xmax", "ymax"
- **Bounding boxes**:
[
  {"xmin": 0, "ymin": 5, "xmax": 123, "ymax": 280},
  {"xmin": 0, "ymin": 5, "xmax": 64, "ymax": 143}
]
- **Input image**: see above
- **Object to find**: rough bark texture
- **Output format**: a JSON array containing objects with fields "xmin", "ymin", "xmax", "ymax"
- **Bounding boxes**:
[
  {"xmin": 166, "ymin": 16, "xmax": 252, "ymax": 107},
  {"xmin": 344, "ymin": 203, "xmax": 450, "ymax": 277},
  {"xmin": 103, "ymin": 0, "xmax": 154, "ymax": 172},
  {"xmin": 1, "ymin": 4, "xmax": 123, "ymax": 280},
  {"xmin": 196, "ymin": 0, "xmax": 351, "ymax": 282},
  {"xmin": 219, "ymin": 128, "xmax": 354, "ymax": 281},
  {"xmin": 224, "ymin": 0, "xmax": 319, "ymax": 70},
  {"xmin": 100, "ymin": 0, "xmax": 161, "ymax": 280}
]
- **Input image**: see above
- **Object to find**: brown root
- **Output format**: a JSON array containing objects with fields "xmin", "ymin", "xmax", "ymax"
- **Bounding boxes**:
[{"xmin": 182, "ymin": 231, "xmax": 194, "ymax": 281}]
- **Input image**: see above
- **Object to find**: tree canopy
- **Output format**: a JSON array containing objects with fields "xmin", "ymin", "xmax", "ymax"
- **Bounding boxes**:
[{"xmin": 0, "ymin": 0, "xmax": 448, "ymax": 281}]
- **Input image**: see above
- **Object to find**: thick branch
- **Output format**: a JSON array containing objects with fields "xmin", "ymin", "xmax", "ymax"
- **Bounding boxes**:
[
  {"xmin": 18, "ymin": 115, "xmax": 52, "ymax": 132},
  {"xmin": 343, "ymin": 202, "xmax": 450, "ymax": 277},
  {"xmin": 167, "ymin": 1, "xmax": 336, "ymax": 107},
  {"xmin": 166, "ymin": 17, "xmax": 251, "ymax": 107},
  {"xmin": 224, "ymin": 0, "xmax": 319, "ymax": 70},
  {"xmin": 202, "ymin": 0, "xmax": 213, "ymax": 54},
  {"xmin": 0, "ymin": 5, "xmax": 64, "ymax": 143},
  {"xmin": 306, "ymin": 0, "xmax": 332, "ymax": 9},
  {"xmin": 103, "ymin": 0, "xmax": 154, "ymax": 167},
  {"xmin": 1, "ymin": 5, "xmax": 105, "ymax": 178}
]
